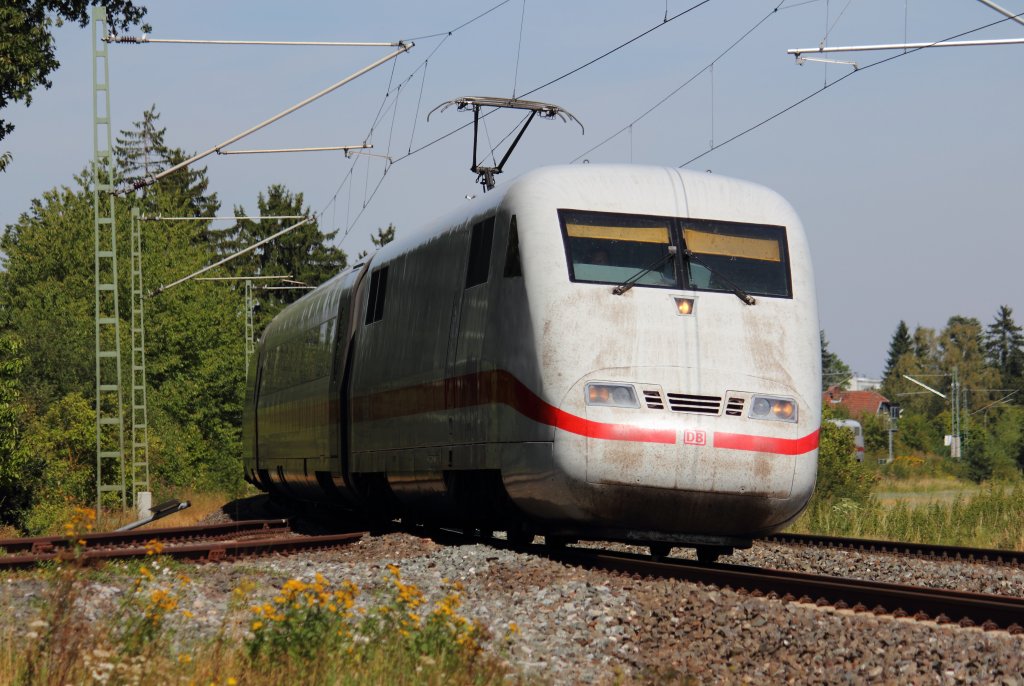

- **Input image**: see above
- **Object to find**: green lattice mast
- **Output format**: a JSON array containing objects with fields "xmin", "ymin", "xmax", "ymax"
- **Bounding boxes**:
[
  {"xmin": 130, "ymin": 207, "xmax": 150, "ymax": 499},
  {"xmin": 245, "ymin": 279, "xmax": 255, "ymax": 379},
  {"xmin": 92, "ymin": 6, "xmax": 126, "ymax": 515}
]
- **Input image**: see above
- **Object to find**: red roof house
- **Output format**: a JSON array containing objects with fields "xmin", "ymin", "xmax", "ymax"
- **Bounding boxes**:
[{"xmin": 822, "ymin": 385, "xmax": 894, "ymax": 419}]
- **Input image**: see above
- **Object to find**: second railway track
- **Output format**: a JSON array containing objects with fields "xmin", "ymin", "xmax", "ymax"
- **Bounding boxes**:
[
  {"xmin": 0, "ymin": 519, "xmax": 366, "ymax": 569},
  {"xmin": 764, "ymin": 532, "xmax": 1024, "ymax": 566},
  {"xmin": 546, "ymin": 545, "xmax": 1024, "ymax": 634}
]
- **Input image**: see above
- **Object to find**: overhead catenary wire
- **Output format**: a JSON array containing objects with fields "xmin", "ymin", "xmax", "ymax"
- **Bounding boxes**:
[
  {"xmin": 975, "ymin": 0, "xmax": 1024, "ymax": 28},
  {"xmin": 141, "ymin": 215, "xmax": 306, "ymax": 221},
  {"xmin": 362, "ymin": 0, "xmax": 716, "ymax": 183},
  {"xmin": 680, "ymin": 11, "xmax": 1023, "ymax": 168},
  {"xmin": 106, "ymin": 37, "xmax": 403, "ymax": 47},
  {"xmin": 316, "ymin": 0, "xmax": 523, "ymax": 238},
  {"xmin": 216, "ymin": 145, "xmax": 372, "ymax": 155},
  {"xmin": 512, "ymin": 0, "xmax": 527, "ymax": 97},
  {"xmin": 571, "ymin": 0, "xmax": 781, "ymax": 163},
  {"xmin": 152, "ymin": 217, "xmax": 312, "ymax": 295},
  {"xmin": 322, "ymin": 0, "xmax": 715, "ymax": 244},
  {"xmin": 789, "ymin": 37, "xmax": 1024, "ymax": 55},
  {"xmin": 196, "ymin": 275, "xmax": 293, "ymax": 281},
  {"xmin": 403, "ymin": 0, "xmax": 513, "ymax": 41},
  {"xmin": 124, "ymin": 42, "xmax": 413, "ymax": 192}
]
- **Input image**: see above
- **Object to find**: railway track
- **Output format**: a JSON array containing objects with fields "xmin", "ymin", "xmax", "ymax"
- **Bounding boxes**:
[
  {"xmin": 0, "ymin": 519, "xmax": 365, "ymax": 569},
  {"xmin": 546, "ymin": 546, "xmax": 1024, "ymax": 635},
  {"xmin": 763, "ymin": 532, "xmax": 1024, "ymax": 566},
  {"xmin": 397, "ymin": 524, "xmax": 1024, "ymax": 633}
]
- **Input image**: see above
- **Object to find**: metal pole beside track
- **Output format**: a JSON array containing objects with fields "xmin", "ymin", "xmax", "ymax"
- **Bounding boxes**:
[{"xmin": 92, "ymin": 6, "xmax": 127, "ymax": 515}]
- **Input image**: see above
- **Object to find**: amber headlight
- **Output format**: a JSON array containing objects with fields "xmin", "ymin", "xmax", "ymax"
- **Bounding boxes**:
[
  {"xmin": 749, "ymin": 395, "xmax": 797, "ymax": 422},
  {"xmin": 585, "ymin": 383, "xmax": 639, "ymax": 408}
]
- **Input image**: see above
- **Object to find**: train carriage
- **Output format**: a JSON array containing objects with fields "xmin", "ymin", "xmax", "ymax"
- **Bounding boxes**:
[{"xmin": 244, "ymin": 164, "xmax": 821, "ymax": 560}]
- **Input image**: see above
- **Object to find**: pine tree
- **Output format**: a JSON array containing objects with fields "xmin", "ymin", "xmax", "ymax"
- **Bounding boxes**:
[
  {"xmin": 883, "ymin": 321, "xmax": 913, "ymax": 382},
  {"xmin": 820, "ymin": 330, "xmax": 851, "ymax": 391},
  {"xmin": 224, "ymin": 185, "xmax": 347, "ymax": 310},
  {"xmin": 984, "ymin": 305, "xmax": 1024, "ymax": 386},
  {"xmin": 357, "ymin": 223, "xmax": 397, "ymax": 259},
  {"xmin": 115, "ymin": 107, "xmax": 219, "ymax": 224},
  {"xmin": 115, "ymin": 105, "xmax": 172, "ymax": 184}
]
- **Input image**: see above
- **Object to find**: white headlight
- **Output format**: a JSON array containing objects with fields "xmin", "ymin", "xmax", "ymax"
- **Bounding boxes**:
[
  {"xmin": 748, "ymin": 395, "xmax": 797, "ymax": 422},
  {"xmin": 585, "ymin": 383, "xmax": 640, "ymax": 408}
]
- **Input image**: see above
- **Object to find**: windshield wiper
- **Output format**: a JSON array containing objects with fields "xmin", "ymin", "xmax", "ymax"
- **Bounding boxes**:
[
  {"xmin": 612, "ymin": 246, "xmax": 677, "ymax": 295},
  {"xmin": 683, "ymin": 249, "xmax": 756, "ymax": 305}
]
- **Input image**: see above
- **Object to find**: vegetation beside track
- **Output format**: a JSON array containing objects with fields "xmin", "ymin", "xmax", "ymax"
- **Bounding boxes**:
[
  {"xmin": 791, "ymin": 417, "xmax": 1024, "ymax": 549},
  {"xmin": 1, "ymin": 513, "xmax": 518, "ymax": 686}
]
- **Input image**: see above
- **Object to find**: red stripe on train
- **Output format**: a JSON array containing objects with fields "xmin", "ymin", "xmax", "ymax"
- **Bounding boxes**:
[
  {"xmin": 713, "ymin": 429, "xmax": 820, "ymax": 455},
  {"xmin": 352, "ymin": 369, "xmax": 817, "ymax": 452},
  {"xmin": 352, "ymin": 369, "xmax": 676, "ymax": 444}
]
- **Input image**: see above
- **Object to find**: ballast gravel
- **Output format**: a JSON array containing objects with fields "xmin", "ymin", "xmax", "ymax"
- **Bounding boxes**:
[{"xmin": 3, "ymin": 515, "xmax": 1024, "ymax": 684}]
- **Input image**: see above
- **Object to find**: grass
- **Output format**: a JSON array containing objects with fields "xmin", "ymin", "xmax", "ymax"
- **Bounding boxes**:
[
  {"xmin": 872, "ymin": 473, "xmax": 982, "ymax": 509},
  {"xmin": 792, "ymin": 479, "xmax": 1024, "ymax": 549},
  {"xmin": 1, "ymin": 526, "xmax": 523, "ymax": 686}
]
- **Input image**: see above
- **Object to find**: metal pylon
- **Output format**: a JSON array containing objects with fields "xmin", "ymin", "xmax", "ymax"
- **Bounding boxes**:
[
  {"xmin": 92, "ymin": 6, "xmax": 126, "ymax": 515},
  {"xmin": 130, "ymin": 207, "xmax": 150, "ymax": 498},
  {"xmin": 245, "ymin": 279, "xmax": 255, "ymax": 379}
]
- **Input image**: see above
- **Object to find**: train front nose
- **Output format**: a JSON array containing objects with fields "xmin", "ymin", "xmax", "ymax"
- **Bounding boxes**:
[{"xmin": 552, "ymin": 368, "xmax": 818, "ymax": 536}]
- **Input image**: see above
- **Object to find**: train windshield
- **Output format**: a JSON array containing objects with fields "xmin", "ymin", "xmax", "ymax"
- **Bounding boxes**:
[
  {"xmin": 681, "ymin": 222, "xmax": 791, "ymax": 298},
  {"xmin": 562, "ymin": 212, "xmax": 676, "ymax": 289},
  {"xmin": 559, "ymin": 209, "xmax": 791, "ymax": 298}
]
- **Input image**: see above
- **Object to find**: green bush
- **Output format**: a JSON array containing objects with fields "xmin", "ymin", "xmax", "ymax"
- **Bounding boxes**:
[{"xmin": 813, "ymin": 412, "xmax": 876, "ymax": 504}]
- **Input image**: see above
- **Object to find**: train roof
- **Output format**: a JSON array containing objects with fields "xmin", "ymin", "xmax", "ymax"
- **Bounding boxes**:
[{"xmin": 376, "ymin": 163, "xmax": 801, "ymax": 263}]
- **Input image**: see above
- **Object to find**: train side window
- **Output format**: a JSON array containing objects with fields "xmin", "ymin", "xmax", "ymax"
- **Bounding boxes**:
[
  {"xmin": 364, "ymin": 266, "xmax": 389, "ymax": 325},
  {"xmin": 465, "ymin": 216, "xmax": 494, "ymax": 288},
  {"xmin": 503, "ymin": 216, "xmax": 522, "ymax": 278}
]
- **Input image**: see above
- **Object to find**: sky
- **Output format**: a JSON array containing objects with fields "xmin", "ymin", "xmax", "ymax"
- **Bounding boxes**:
[{"xmin": 2, "ymin": 0, "xmax": 1022, "ymax": 377}]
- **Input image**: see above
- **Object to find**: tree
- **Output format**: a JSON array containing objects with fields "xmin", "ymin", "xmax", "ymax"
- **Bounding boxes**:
[
  {"xmin": 820, "ymin": 330, "xmax": 851, "ymax": 391},
  {"xmin": 939, "ymin": 316, "xmax": 1000, "ymax": 399},
  {"xmin": 115, "ymin": 104, "xmax": 174, "ymax": 186},
  {"xmin": 0, "ymin": 332, "xmax": 26, "ymax": 526},
  {"xmin": 984, "ymin": 305, "xmax": 1024, "ymax": 389},
  {"xmin": 1, "ymin": 108, "xmax": 258, "ymax": 506},
  {"xmin": 881, "ymin": 325, "xmax": 944, "ymax": 419},
  {"xmin": 357, "ymin": 223, "xmax": 397, "ymax": 260},
  {"xmin": 115, "ymin": 106, "xmax": 219, "ymax": 223},
  {"xmin": 223, "ymin": 184, "xmax": 347, "ymax": 313},
  {"xmin": 0, "ymin": 1, "xmax": 149, "ymax": 144},
  {"xmin": 0, "ymin": 173, "xmax": 95, "ymax": 403},
  {"xmin": 882, "ymin": 321, "xmax": 912, "ymax": 382}
]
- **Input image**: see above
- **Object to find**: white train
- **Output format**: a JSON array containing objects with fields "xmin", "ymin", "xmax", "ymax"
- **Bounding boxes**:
[{"xmin": 243, "ymin": 164, "xmax": 821, "ymax": 560}]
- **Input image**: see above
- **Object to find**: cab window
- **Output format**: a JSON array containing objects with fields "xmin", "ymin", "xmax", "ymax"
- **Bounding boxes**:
[{"xmin": 560, "ymin": 210, "xmax": 676, "ymax": 289}]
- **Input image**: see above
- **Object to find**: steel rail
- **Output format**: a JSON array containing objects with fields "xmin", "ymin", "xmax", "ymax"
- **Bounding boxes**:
[
  {"xmin": 0, "ymin": 529, "xmax": 363, "ymax": 569},
  {"xmin": 550, "ymin": 548, "xmax": 1024, "ymax": 633},
  {"xmin": 764, "ymin": 532, "xmax": 1024, "ymax": 566},
  {"xmin": 0, "ymin": 519, "xmax": 289, "ymax": 556}
]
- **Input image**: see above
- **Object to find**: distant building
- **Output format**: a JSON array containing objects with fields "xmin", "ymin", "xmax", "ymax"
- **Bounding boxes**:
[
  {"xmin": 822, "ymin": 385, "xmax": 895, "ymax": 419},
  {"xmin": 848, "ymin": 375, "xmax": 881, "ymax": 391}
]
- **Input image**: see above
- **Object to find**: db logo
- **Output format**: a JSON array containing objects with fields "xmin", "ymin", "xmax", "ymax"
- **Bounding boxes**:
[{"xmin": 683, "ymin": 430, "xmax": 707, "ymax": 446}]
